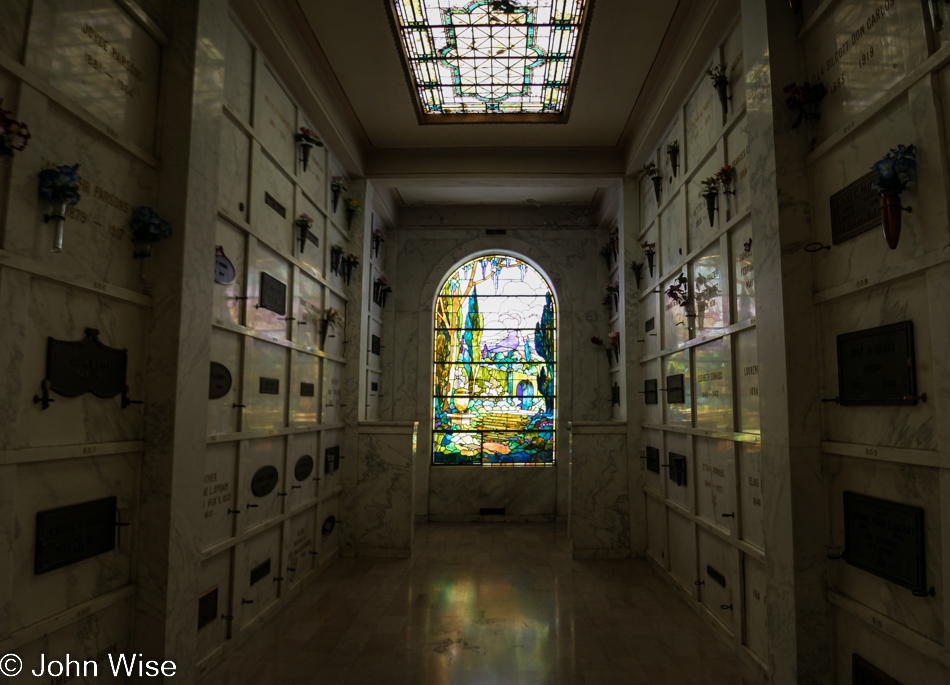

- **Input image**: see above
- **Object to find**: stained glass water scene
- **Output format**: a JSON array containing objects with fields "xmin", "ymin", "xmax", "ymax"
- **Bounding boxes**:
[
  {"xmin": 433, "ymin": 255, "xmax": 555, "ymax": 465},
  {"xmin": 390, "ymin": 0, "xmax": 590, "ymax": 118}
]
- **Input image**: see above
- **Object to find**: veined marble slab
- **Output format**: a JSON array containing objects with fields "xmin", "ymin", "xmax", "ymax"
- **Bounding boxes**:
[{"xmin": 356, "ymin": 422, "xmax": 416, "ymax": 557}]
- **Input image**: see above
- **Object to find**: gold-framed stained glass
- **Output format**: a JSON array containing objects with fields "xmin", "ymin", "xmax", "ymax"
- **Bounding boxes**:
[{"xmin": 387, "ymin": 0, "xmax": 592, "ymax": 123}]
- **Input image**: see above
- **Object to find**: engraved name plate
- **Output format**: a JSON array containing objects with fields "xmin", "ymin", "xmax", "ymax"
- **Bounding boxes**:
[
  {"xmin": 214, "ymin": 247, "xmax": 236, "ymax": 284},
  {"xmin": 371, "ymin": 335, "xmax": 381, "ymax": 355},
  {"xmin": 250, "ymin": 558, "xmax": 271, "ymax": 586},
  {"xmin": 706, "ymin": 564, "xmax": 726, "ymax": 587},
  {"xmin": 306, "ymin": 231, "xmax": 319, "ymax": 247},
  {"xmin": 645, "ymin": 446, "xmax": 660, "ymax": 474},
  {"xmin": 645, "ymin": 317, "xmax": 655, "ymax": 332},
  {"xmin": 294, "ymin": 455, "xmax": 314, "ymax": 482},
  {"xmin": 259, "ymin": 377, "xmax": 280, "ymax": 395},
  {"xmin": 259, "ymin": 273, "xmax": 287, "ymax": 315},
  {"xmin": 667, "ymin": 374, "xmax": 685, "ymax": 404},
  {"xmin": 198, "ymin": 586, "xmax": 218, "ymax": 629},
  {"xmin": 844, "ymin": 491, "xmax": 925, "ymax": 593},
  {"xmin": 837, "ymin": 321, "xmax": 917, "ymax": 405},
  {"xmin": 371, "ymin": 382, "xmax": 379, "ymax": 392},
  {"xmin": 830, "ymin": 172, "xmax": 880, "ymax": 245},
  {"xmin": 46, "ymin": 328, "xmax": 127, "ymax": 401},
  {"xmin": 264, "ymin": 192, "xmax": 286, "ymax": 218},
  {"xmin": 669, "ymin": 452, "xmax": 687, "ymax": 487},
  {"xmin": 35, "ymin": 497, "xmax": 117, "ymax": 574},
  {"xmin": 325, "ymin": 445, "xmax": 340, "ymax": 474},
  {"xmin": 322, "ymin": 515, "xmax": 336, "ymax": 536},
  {"xmin": 644, "ymin": 379, "xmax": 658, "ymax": 405},
  {"xmin": 251, "ymin": 466, "xmax": 279, "ymax": 497},
  {"xmin": 209, "ymin": 362, "xmax": 232, "ymax": 399},
  {"xmin": 300, "ymin": 382, "xmax": 314, "ymax": 397}
]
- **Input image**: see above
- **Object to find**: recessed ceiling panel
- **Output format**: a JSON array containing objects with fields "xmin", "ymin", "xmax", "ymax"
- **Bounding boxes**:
[{"xmin": 389, "ymin": 0, "xmax": 591, "ymax": 122}]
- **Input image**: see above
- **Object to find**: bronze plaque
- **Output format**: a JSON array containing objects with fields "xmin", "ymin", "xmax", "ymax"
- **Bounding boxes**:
[
  {"xmin": 259, "ymin": 273, "xmax": 286, "ymax": 315},
  {"xmin": 294, "ymin": 455, "xmax": 314, "ymax": 482},
  {"xmin": 306, "ymin": 231, "xmax": 319, "ymax": 247},
  {"xmin": 251, "ymin": 466, "xmax": 279, "ymax": 497},
  {"xmin": 264, "ymin": 191, "xmax": 286, "ymax": 218},
  {"xmin": 371, "ymin": 382, "xmax": 379, "ymax": 392},
  {"xmin": 209, "ymin": 362, "xmax": 232, "ymax": 399},
  {"xmin": 844, "ymin": 492, "xmax": 925, "ymax": 593},
  {"xmin": 214, "ymin": 247, "xmax": 235, "ymax": 284},
  {"xmin": 669, "ymin": 452, "xmax": 687, "ymax": 487},
  {"xmin": 46, "ymin": 328, "xmax": 127, "ymax": 401},
  {"xmin": 830, "ymin": 172, "xmax": 880, "ymax": 245},
  {"xmin": 853, "ymin": 655, "xmax": 902, "ymax": 685},
  {"xmin": 645, "ymin": 317, "xmax": 655, "ymax": 332},
  {"xmin": 250, "ymin": 559, "xmax": 271, "ymax": 586},
  {"xmin": 198, "ymin": 586, "xmax": 218, "ymax": 629},
  {"xmin": 35, "ymin": 497, "xmax": 117, "ymax": 574},
  {"xmin": 300, "ymin": 382, "xmax": 314, "ymax": 397},
  {"xmin": 322, "ymin": 515, "xmax": 336, "ymax": 536},
  {"xmin": 644, "ymin": 379, "xmax": 658, "ymax": 405},
  {"xmin": 667, "ymin": 374, "xmax": 685, "ymax": 404},
  {"xmin": 706, "ymin": 565, "xmax": 726, "ymax": 587},
  {"xmin": 259, "ymin": 377, "xmax": 280, "ymax": 395},
  {"xmin": 837, "ymin": 321, "xmax": 917, "ymax": 405},
  {"xmin": 371, "ymin": 335, "xmax": 381, "ymax": 355},
  {"xmin": 645, "ymin": 446, "xmax": 660, "ymax": 473}
]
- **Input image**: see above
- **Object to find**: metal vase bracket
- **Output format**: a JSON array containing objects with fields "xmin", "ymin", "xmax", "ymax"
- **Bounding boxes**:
[
  {"xmin": 703, "ymin": 192, "xmax": 718, "ymax": 227},
  {"xmin": 879, "ymin": 189, "xmax": 910, "ymax": 249},
  {"xmin": 669, "ymin": 150, "xmax": 679, "ymax": 177},
  {"xmin": 319, "ymin": 319, "xmax": 329, "ymax": 349},
  {"xmin": 715, "ymin": 80, "xmax": 730, "ymax": 118},
  {"xmin": 45, "ymin": 202, "xmax": 67, "ymax": 253},
  {"xmin": 299, "ymin": 143, "xmax": 312, "ymax": 173},
  {"xmin": 632, "ymin": 262, "xmax": 643, "ymax": 290},
  {"xmin": 651, "ymin": 175, "xmax": 662, "ymax": 202},
  {"xmin": 646, "ymin": 251, "xmax": 655, "ymax": 277},
  {"xmin": 133, "ymin": 242, "xmax": 152, "ymax": 281}
]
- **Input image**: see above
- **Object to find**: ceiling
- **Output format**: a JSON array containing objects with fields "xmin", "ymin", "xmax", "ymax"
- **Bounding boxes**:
[{"xmin": 267, "ymin": 0, "xmax": 690, "ymax": 206}]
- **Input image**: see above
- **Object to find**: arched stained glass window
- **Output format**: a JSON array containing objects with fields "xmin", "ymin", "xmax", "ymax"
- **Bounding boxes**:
[{"xmin": 433, "ymin": 255, "xmax": 556, "ymax": 466}]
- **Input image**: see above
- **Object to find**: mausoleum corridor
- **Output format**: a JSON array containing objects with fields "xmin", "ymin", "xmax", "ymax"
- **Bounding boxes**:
[{"xmin": 202, "ymin": 523, "xmax": 764, "ymax": 685}]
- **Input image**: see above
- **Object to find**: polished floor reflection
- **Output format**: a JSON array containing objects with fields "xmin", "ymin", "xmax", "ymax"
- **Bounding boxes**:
[{"xmin": 203, "ymin": 524, "xmax": 765, "ymax": 684}]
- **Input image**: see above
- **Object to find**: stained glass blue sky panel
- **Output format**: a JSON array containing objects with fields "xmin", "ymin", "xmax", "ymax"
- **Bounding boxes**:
[
  {"xmin": 391, "ymin": 0, "xmax": 589, "ymax": 116},
  {"xmin": 433, "ymin": 256, "xmax": 555, "ymax": 465}
]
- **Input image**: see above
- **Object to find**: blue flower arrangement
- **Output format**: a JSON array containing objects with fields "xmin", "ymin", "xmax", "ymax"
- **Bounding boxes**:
[
  {"xmin": 38, "ymin": 164, "xmax": 82, "ymax": 205},
  {"xmin": 871, "ymin": 144, "xmax": 917, "ymax": 194},
  {"xmin": 129, "ymin": 206, "xmax": 172, "ymax": 243}
]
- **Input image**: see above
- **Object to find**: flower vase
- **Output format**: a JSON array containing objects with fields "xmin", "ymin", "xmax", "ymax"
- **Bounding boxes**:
[
  {"xmin": 331, "ymin": 251, "xmax": 343, "ymax": 275},
  {"xmin": 373, "ymin": 235, "xmax": 381, "ymax": 258},
  {"xmin": 346, "ymin": 206, "xmax": 355, "ymax": 230},
  {"xmin": 47, "ymin": 202, "xmax": 67, "ymax": 253},
  {"xmin": 134, "ymin": 242, "xmax": 151, "ymax": 281},
  {"xmin": 601, "ymin": 251, "xmax": 611, "ymax": 270},
  {"xmin": 646, "ymin": 251, "xmax": 655, "ymax": 277},
  {"xmin": 297, "ymin": 225, "xmax": 307, "ymax": 254},
  {"xmin": 604, "ymin": 348, "xmax": 614, "ymax": 367},
  {"xmin": 612, "ymin": 292, "xmax": 619, "ymax": 313},
  {"xmin": 879, "ymin": 190, "xmax": 905, "ymax": 249},
  {"xmin": 632, "ymin": 263, "xmax": 643, "ymax": 290},
  {"xmin": 704, "ymin": 192, "xmax": 718, "ymax": 227},
  {"xmin": 669, "ymin": 150, "xmax": 679, "ymax": 177},
  {"xmin": 299, "ymin": 143, "xmax": 312, "ymax": 173},
  {"xmin": 344, "ymin": 262, "xmax": 353, "ymax": 285},
  {"xmin": 612, "ymin": 345, "xmax": 620, "ymax": 364},
  {"xmin": 613, "ymin": 236, "xmax": 619, "ymax": 256},
  {"xmin": 715, "ymin": 80, "xmax": 729, "ymax": 118},
  {"xmin": 319, "ymin": 319, "xmax": 329, "ymax": 349},
  {"xmin": 696, "ymin": 302, "xmax": 706, "ymax": 328},
  {"xmin": 651, "ymin": 175, "xmax": 662, "ymax": 202},
  {"xmin": 332, "ymin": 188, "xmax": 341, "ymax": 212}
]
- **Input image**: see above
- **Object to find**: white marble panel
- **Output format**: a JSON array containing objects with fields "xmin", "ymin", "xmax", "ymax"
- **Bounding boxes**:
[
  {"xmin": 697, "ymin": 528, "xmax": 739, "ymax": 635},
  {"xmin": 286, "ymin": 508, "xmax": 316, "ymax": 587},
  {"xmin": 242, "ymin": 437, "xmax": 286, "ymax": 531},
  {"xmin": 317, "ymin": 493, "xmax": 341, "ymax": 556},
  {"xmin": 26, "ymin": 0, "xmax": 162, "ymax": 150},
  {"xmin": 640, "ymin": 172, "xmax": 657, "ymax": 228},
  {"xmin": 32, "ymin": 108, "xmax": 158, "ymax": 291},
  {"xmin": 687, "ymin": 150, "xmax": 724, "ymax": 250},
  {"xmin": 297, "ymin": 195, "xmax": 326, "ymax": 277},
  {"xmin": 829, "ymin": 456, "xmax": 942, "ymax": 642},
  {"xmin": 224, "ymin": 17, "xmax": 253, "ymax": 122},
  {"xmin": 738, "ymin": 443, "xmax": 764, "ymax": 551},
  {"xmin": 298, "ymin": 117, "xmax": 327, "ymax": 204},
  {"xmin": 724, "ymin": 116, "xmax": 750, "ymax": 219},
  {"xmin": 667, "ymin": 509, "xmax": 696, "ymax": 593},
  {"xmin": 427, "ymin": 466, "xmax": 557, "ymax": 518},
  {"xmin": 287, "ymin": 432, "xmax": 318, "ymax": 511},
  {"xmin": 207, "ymin": 329, "xmax": 241, "ymax": 435},
  {"xmin": 357, "ymin": 425, "xmax": 415, "ymax": 556},
  {"xmin": 218, "ymin": 119, "xmax": 250, "ymax": 221},
  {"xmin": 197, "ymin": 553, "xmax": 231, "ymax": 659},
  {"xmin": 201, "ymin": 442, "xmax": 237, "ymax": 548},
  {"xmin": 743, "ymin": 555, "xmax": 768, "ymax": 661},
  {"xmin": 0, "ymin": 0, "xmax": 29, "ymax": 61},
  {"xmin": 255, "ymin": 65, "xmax": 296, "ymax": 170},
  {"xmin": 290, "ymin": 352, "xmax": 320, "ymax": 430},
  {"xmin": 695, "ymin": 438, "xmax": 737, "ymax": 533},
  {"xmin": 818, "ymin": 277, "xmax": 935, "ymax": 450},
  {"xmin": 730, "ymin": 221, "xmax": 755, "ymax": 322},
  {"xmin": 244, "ymin": 338, "xmax": 288, "ymax": 432},
  {"xmin": 646, "ymin": 495, "xmax": 668, "ymax": 564},
  {"xmin": 293, "ymin": 270, "xmax": 322, "ymax": 352},
  {"xmin": 642, "ymin": 427, "xmax": 664, "ymax": 496},
  {"xmin": 694, "ymin": 337, "xmax": 733, "ymax": 432},
  {"xmin": 247, "ymin": 241, "xmax": 291, "ymax": 341},
  {"xmin": 802, "ymin": 0, "xmax": 928, "ymax": 142},
  {"xmin": 12, "ymin": 598, "xmax": 131, "ymax": 684},
  {"xmin": 322, "ymin": 360, "xmax": 343, "ymax": 425},
  {"xmin": 659, "ymin": 192, "xmax": 686, "ymax": 277},
  {"xmin": 12, "ymin": 453, "xmax": 137, "ymax": 630},
  {"xmin": 320, "ymin": 429, "xmax": 343, "ymax": 495},
  {"xmin": 640, "ymin": 292, "xmax": 660, "ymax": 357},
  {"xmin": 366, "ymin": 371, "xmax": 381, "ymax": 421},
  {"xmin": 253, "ymin": 155, "xmax": 294, "ymax": 255},
  {"xmin": 324, "ymin": 291, "xmax": 346, "ymax": 358},
  {"xmin": 735, "ymin": 329, "xmax": 760, "ymax": 434},
  {"xmin": 213, "ymin": 219, "xmax": 247, "ymax": 327},
  {"xmin": 661, "ymin": 273, "xmax": 690, "ymax": 349},
  {"xmin": 569, "ymin": 426, "xmax": 629, "ymax": 557},
  {"xmin": 16, "ymin": 278, "xmax": 145, "ymax": 448},
  {"xmin": 684, "ymin": 73, "xmax": 719, "ymax": 171},
  {"xmin": 723, "ymin": 23, "xmax": 745, "ymax": 125},
  {"xmin": 237, "ymin": 525, "xmax": 281, "ymax": 628},
  {"xmin": 691, "ymin": 242, "xmax": 726, "ymax": 334},
  {"xmin": 664, "ymin": 431, "xmax": 690, "ymax": 512},
  {"xmin": 663, "ymin": 350, "xmax": 691, "ymax": 426}
]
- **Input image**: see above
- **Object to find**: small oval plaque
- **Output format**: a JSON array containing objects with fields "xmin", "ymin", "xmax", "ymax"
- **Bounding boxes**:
[
  {"xmin": 209, "ymin": 362, "xmax": 232, "ymax": 399},
  {"xmin": 251, "ymin": 466, "xmax": 279, "ymax": 497},
  {"xmin": 214, "ymin": 246, "xmax": 235, "ymax": 285},
  {"xmin": 294, "ymin": 455, "xmax": 314, "ymax": 482},
  {"xmin": 322, "ymin": 515, "xmax": 336, "ymax": 536}
]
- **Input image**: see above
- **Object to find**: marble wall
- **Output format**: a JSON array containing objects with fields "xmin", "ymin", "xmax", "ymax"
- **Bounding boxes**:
[
  {"xmin": 391, "ymin": 204, "xmax": 619, "ymax": 521},
  {"xmin": 355, "ymin": 422, "xmax": 416, "ymax": 557}
]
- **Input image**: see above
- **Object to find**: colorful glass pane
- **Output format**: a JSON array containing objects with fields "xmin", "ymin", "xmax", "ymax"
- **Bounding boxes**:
[
  {"xmin": 433, "ymin": 255, "xmax": 555, "ymax": 465},
  {"xmin": 391, "ymin": 0, "xmax": 589, "ymax": 116}
]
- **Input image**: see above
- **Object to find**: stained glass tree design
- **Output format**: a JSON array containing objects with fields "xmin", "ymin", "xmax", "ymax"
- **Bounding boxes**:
[{"xmin": 433, "ymin": 255, "xmax": 555, "ymax": 465}]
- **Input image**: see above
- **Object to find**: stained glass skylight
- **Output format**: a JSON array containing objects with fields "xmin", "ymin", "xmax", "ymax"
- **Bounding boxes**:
[
  {"xmin": 433, "ymin": 256, "xmax": 555, "ymax": 466},
  {"xmin": 389, "ymin": 0, "xmax": 591, "ymax": 121}
]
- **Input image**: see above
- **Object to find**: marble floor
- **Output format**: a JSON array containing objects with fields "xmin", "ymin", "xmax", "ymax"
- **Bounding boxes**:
[{"xmin": 202, "ymin": 523, "xmax": 766, "ymax": 685}]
